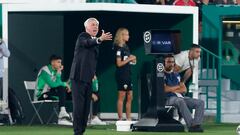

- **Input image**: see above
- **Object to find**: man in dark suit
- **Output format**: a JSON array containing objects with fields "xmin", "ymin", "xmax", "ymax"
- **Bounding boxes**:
[{"xmin": 70, "ymin": 18, "xmax": 112, "ymax": 135}]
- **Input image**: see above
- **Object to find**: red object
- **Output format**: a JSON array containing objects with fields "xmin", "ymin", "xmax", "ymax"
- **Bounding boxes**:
[{"xmin": 173, "ymin": 0, "xmax": 196, "ymax": 6}]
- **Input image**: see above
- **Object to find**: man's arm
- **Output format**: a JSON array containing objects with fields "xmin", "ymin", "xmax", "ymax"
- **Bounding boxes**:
[
  {"xmin": 164, "ymin": 82, "xmax": 187, "ymax": 94},
  {"xmin": 77, "ymin": 34, "xmax": 99, "ymax": 48},
  {"xmin": 0, "ymin": 42, "xmax": 10, "ymax": 57},
  {"xmin": 178, "ymin": 82, "xmax": 187, "ymax": 93},
  {"xmin": 173, "ymin": 52, "xmax": 184, "ymax": 72},
  {"xmin": 182, "ymin": 68, "xmax": 192, "ymax": 83},
  {"xmin": 116, "ymin": 55, "xmax": 136, "ymax": 67},
  {"xmin": 164, "ymin": 84, "xmax": 180, "ymax": 93},
  {"xmin": 41, "ymin": 71, "xmax": 66, "ymax": 88},
  {"xmin": 78, "ymin": 30, "xmax": 112, "ymax": 48}
]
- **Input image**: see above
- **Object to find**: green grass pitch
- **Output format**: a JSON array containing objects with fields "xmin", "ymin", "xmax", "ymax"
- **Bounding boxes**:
[{"xmin": 0, "ymin": 123, "xmax": 238, "ymax": 135}]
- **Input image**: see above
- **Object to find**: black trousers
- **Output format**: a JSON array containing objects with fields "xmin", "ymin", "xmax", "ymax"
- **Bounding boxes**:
[
  {"xmin": 38, "ymin": 86, "xmax": 66, "ymax": 107},
  {"xmin": 71, "ymin": 80, "xmax": 92, "ymax": 135},
  {"xmin": 92, "ymin": 92, "xmax": 100, "ymax": 116}
]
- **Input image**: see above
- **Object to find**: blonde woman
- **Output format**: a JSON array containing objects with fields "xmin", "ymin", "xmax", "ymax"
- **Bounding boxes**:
[{"xmin": 113, "ymin": 28, "xmax": 136, "ymax": 121}]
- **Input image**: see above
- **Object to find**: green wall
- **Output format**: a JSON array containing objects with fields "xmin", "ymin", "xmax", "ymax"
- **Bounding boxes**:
[
  {"xmin": 202, "ymin": 5, "xmax": 240, "ymax": 90},
  {"xmin": 9, "ymin": 13, "xmax": 65, "ymax": 124},
  {"xmin": 202, "ymin": 5, "xmax": 240, "ymax": 54},
  {"xmin": 8, "ymin": 11, "xmax": 193, "ymax": 124}
]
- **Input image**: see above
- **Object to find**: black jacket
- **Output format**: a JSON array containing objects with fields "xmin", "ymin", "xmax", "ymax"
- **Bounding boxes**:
[{"xmin": 70, "ymin": 32, "xmax": 99, "ymax": 83}]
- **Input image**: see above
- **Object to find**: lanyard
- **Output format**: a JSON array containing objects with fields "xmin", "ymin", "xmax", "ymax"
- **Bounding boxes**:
[{"xmin": 188, "ymin": 54, "xmax": 194, "ymax": 73}]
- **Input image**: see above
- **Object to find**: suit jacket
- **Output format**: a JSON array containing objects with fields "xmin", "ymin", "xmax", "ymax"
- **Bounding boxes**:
[{"xmin": 70, "ymin": 32, "xmax": 100, "ymax": 83}]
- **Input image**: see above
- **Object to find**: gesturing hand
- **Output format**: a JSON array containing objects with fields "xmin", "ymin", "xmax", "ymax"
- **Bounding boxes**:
[{"xmin": 99, "ymin": 30, "xmax": 112, "ymax": 41}]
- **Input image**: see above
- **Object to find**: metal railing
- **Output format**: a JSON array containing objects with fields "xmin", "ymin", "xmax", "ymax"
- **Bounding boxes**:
[{"xmin": 199, "ymin": 45, "xmax": 222, "ymax": 123}]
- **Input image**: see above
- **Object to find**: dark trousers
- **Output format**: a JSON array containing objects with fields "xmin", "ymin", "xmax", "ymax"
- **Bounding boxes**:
[
  {"xmin": 38, "ymin": 86, "xmax": 66, "ymax": 107},
  {"xmin": 166, "ymin": 97, "xmax": 204, "ymax": 127},
  {"xmin": 71, "ymin": 80, "xmax": 92, "ymax": 135},
  {"xmin": 92, "ymin": 92, "xmax": 100, "ymax": 116}
]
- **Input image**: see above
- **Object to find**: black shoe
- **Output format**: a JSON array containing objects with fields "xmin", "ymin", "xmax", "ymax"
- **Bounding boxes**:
[{"xmin": 188, "ymin": 125, "xmax": 204, "ymax": 132}]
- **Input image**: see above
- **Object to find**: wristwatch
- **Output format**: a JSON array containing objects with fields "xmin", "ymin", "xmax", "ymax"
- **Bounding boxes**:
[{"xmin": 96, "ymin": 38, "xmax": 102, "ymax": 44}]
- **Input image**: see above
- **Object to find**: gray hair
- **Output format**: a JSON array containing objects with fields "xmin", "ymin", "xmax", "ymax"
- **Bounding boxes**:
[{"xmin": 84, "ymin": 18, "xmax": 99, "ymax": 28}]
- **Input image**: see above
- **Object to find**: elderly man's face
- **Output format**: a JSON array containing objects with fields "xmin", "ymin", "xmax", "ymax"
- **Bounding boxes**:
[{"xmin": 85, "ymin": 20, "xmax": 99, "ymax": 37}]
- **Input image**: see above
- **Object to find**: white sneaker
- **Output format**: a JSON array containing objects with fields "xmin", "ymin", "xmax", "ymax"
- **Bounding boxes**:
[
  {"xmin": 58, "ymin": 111, "xmax": 70, "ymax": 119},
  {"xmin": 90, "ymin": 116, "xmax": 107, "ymax": 125},
  {"xmin": 58, "ymin": 118, "xmax": 73, "ymax": 126}
]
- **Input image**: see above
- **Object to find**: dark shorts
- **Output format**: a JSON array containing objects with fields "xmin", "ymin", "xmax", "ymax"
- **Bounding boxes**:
[{"xmin": 116, "ymin": 78, "xmax": 133, "ymax": 91}]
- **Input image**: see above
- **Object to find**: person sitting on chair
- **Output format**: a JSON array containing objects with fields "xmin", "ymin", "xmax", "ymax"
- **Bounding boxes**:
[
  {"xmin": 163, "ymin": 55, "xmax": 204, "ymax": 132},
  {"xmin": 36, "ymin": 54, "xmax": 72, "ymax": 125},
  {"xmin": 90, "ymin": 75, "xmax": 107, "ymax": 125}
]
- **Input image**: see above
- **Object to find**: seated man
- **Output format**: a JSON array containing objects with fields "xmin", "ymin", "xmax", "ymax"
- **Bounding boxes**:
[
  {"xmin": 90, "ymin": 75, "xmax": 106, "ymax": 125},
  {"xmin": 163, "ymin": 55, "xmax": 204, "ymax": 132},
  {"xmin": 36, "ymin": 55, "xmax": 72, "ymax": 125}
]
